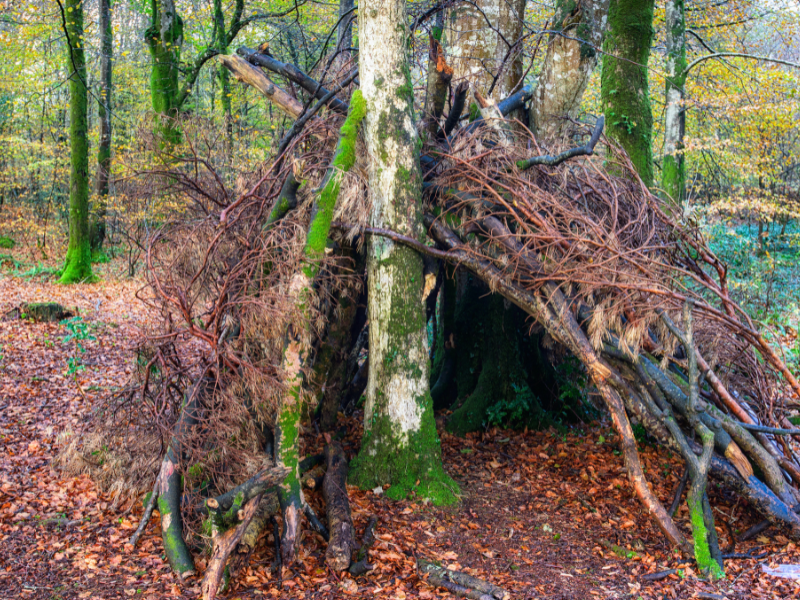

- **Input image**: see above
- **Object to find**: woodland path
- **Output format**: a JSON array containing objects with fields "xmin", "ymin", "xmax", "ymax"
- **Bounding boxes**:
[{"xmin": 1, "ymin": 274, "xmax": 799, "ymax": 600}]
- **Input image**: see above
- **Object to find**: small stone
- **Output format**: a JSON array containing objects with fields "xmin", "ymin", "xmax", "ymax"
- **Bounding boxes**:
[{"xmin": 372, "ymin": 486, "xmax": 383, "ymax": 496}]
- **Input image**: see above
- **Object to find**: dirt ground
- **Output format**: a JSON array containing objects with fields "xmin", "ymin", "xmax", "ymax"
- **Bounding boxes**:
[{"xmin": 2, "ymin": 271, "xmax": 800, "ymax": 600}]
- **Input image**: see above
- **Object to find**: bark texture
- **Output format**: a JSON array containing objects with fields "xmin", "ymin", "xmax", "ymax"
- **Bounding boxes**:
[
  {"xmin": 349, "ymin": 0, "xmax": 458, "ymax": 505},
  {"xmin": 91, "ymin": 0, "xmax": 112, "ymax": 251},
  {"xmin": 146, "ymin": 0, "xmax": 184, "ymax": 144},
  {"xmin": 323, "ymin": 442, "xmax": 356, "ymax": 571},
  {"xmin": 601, "ymin": 0, "xmax": 655, "ymax": 186},
  {"xmin": 445, "ymin": 0, "xmax": 527, "ymax": 99},
  {"xmin": 60, "ymin": 0, "xmax": 94, "ymax": 284},
  {"xmin": 274, "ymin": 92, "xmax": 366, "ymax": 564},
  {"xmin": 530, "ymin": 0, "xmax": 610, "ymax": 141},
  {"xmin": 662, "ymin": 0, "xmax": 686, "ymax": 203}
]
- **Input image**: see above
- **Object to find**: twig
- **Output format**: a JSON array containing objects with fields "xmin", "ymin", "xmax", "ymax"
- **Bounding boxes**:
[
  {"xmin": 669, "ymin": 466, "xmax": 689, "ymax": 517},
  {"xmin": 129, "ymin": 481, "xmax": 159, "ymax": 547}
]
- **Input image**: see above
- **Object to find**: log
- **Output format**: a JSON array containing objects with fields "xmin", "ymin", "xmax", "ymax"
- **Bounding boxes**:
[
  {"xmin": 238, "ymin": 46, "xmax": 349, "ymax": 114},
  {"xmin": 418, "ymin": 559, "xmax": 509, "ymax": 600},
  {"xmin": 205, "ymin": 464, "xmax": 288, "ymax": 525},
  {"xmin": 217, "ymin": 54, "xmax": 304, "ymax": 119},
  {"xmin": 202, "ymin": 494, "xmax": 262, "ymax": 600},
  {"xmin": 323, "ymin": 441, "xmax": 356, "ymax": 571},
  {"xmin": 349, "ymin": 515, "xmax": 377, "ymax": 576}
]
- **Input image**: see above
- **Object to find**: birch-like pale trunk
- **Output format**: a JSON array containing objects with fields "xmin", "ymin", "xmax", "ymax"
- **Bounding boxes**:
[
  {"xmin": 530, "ymin": 0, "xmax": 610, "ymax": 141},
  {"xmin": 445, "ymin": 0, "xmax": 526, "ymax": 100},
  {"xmin": 662, "ymin": 0, "xmax": 687, "ymax": 204},
  {"xmin": 349, "ymin": 0, "xmax": 458, "ymax": 504}
]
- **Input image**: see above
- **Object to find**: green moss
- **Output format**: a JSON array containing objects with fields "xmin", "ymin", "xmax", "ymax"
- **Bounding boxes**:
[
  {"xmin": 350, "ymin": 391, "xmax": 459, "ymax": 505},
  {"xmin": 688, "ymin": 493, "xmax": 725, "ymax": 580},
  {"xmin": 302, "ymin": 90, "xmax": 366, "ymax": 279},
  {"xmin": 601, "ymin": 0, "xmax": 655, "ymax": 186},
  {"xmin": 0, "ymin": 236, "xmax": 14, "ymax": 249},
  {"xmin": 60, "ymin": 0, "xmax": 95, "ymax": 285},
  {"xmin": 157, "ymin": 494, "xmax": 194, "ymax": 574}
]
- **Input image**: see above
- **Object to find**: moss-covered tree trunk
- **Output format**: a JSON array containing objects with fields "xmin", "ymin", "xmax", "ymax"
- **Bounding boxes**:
[
  {"xmin": 601, "ymin": 0, "xmax": 655, "ymax": 186},
  {"xmin": 213, "ymin": 0, "xmax": 233, "ymax": 156},
  {"xmin": 60, "ymin": 0, "xmax": 94, "ymax": 284},
  {"xmin": 447, "ymin": 293, "xmax": 530, "ymax": 435},
  {"xmin": 349, "ymin": 0, "xmax": 458, "ymax": 505},
  {"xmin": 530, "ymin": 0, "xmax": 609, "ymax": 140},
  {"xmin": 147, "ymin": 0, "xmax": 183, "ymax": 145},
  {"xmin": 91, "ymin": 0, "xmax": 113, "ymax": 251},
  {"xmin": 275, "ymin": 92, "xmax": 366, "ymax": 564},
  {"xmin": 662, "ymin": 0, "xmax": 686, "ymax": 204}
]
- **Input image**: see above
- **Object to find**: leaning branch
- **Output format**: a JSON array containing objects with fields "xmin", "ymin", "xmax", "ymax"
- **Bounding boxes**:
[
  {"xmin": 516, "ymin": 116, "xmax": 604, "ymax": 171},
  {"xmin": 217, "ymin": 54, "xmax": 305, "ymax": 119}
]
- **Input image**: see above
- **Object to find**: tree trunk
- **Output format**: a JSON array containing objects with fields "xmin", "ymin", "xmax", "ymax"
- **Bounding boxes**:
[
  {"xmin": 274, "ymin": 93, "xmax": 366, "ymax": 564},
  {"xmin": 91, "ymin": 0, "xmax": 112, "ymax": 252},
  {"xmin": 147, "ymin": 0, "xmax": 184, "ymax": 145},
  {"xmin": 338, "ymin": 0, "xmax": 355, "ymax": 51},
  {"xmin": 213, "ymin": 0, "xmax": 233, "ymax": 157},
  {"xmin": 60, "ymin": 0, "xmax": 94, "ymax": 284},
  {"xmin": 530, "ymin": 0, "xmax": 610, "ymax": 141},
  {"xmin": 662, "ymin": 0, "xmax": 686, "ymax": 204},
  {"xmin": 445, "ymin": 0, "xmax": 527, "ymax": 101},
  {"xmin": 349, "ymin": 0, "xmax": 458, "ymax": 505},
  {"xmin": 601, "ymin": 0, "xmax": 655, "ymax": 186}
]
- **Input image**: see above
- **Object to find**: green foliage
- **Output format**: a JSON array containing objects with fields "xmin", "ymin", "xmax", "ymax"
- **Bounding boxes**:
[
  {"xmin": 486, "ymin": 382, "xmax": 542, "ymax": 429},
  {"xmin": 61, "ymin": 316, "xmax": 96, "ymax": 375},
  {"xmin": 0, "ymin": 236, "xmax": 14, "ymax": 249},
  {"xmin": 704, "ymin": 220, "xmax": 800, "ymax": 368}
]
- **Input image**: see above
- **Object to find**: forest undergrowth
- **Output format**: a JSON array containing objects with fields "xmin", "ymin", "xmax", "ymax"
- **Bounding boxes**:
[{"xmin": 1, "ymin": 253, "xmax": 800, "ymax": 599}]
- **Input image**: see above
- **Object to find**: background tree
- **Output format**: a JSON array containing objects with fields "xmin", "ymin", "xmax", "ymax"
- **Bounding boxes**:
[
  {"xmin": 91, "ymin": 0, "xmax": 113, "ymax": 251},
  {"xmin": 59, "ymin": 0, "xmax": 94, "ymax": 284},
  {"xmin": 601, "ymin": 0, "xmax": 656, "ymax": 185}
]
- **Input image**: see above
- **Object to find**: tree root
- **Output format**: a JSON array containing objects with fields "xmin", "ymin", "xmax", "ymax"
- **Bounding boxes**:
[
  {"xmin": 323, "ymin": 441, "xmax": 355, "ymax": 571},
  {"xmin": 349, "ymin": 515, "xmax": 377, "ymax": 576}
]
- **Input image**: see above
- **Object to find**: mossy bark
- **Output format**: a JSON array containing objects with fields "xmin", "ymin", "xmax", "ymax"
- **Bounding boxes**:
[
  {"xmin": 662, "ymin": 0, "xmax": 686, "ymax": 204},
  {"xmin": 275, "ymin": 93, "xmax": 366, "ymax": 563},
  {"xmin": 213, "ymin": 0, "xmax": 233, "ymax": 155},
  {"xmin": 444, "ymin": 0, "xmax": 527, "ymax": 99},
  {"xmin": 91, "ymin": 0, "xmax": 112, "ymax": 251},
  {"xmin": 60, "ymin": 0, "xmax": 95, "ymax": 284},
  {"xmin": 601, "ymin": 0, "xmax": 655, "ymax": 186},
  {"xmin": 350, "ymin": 0, "xmax": 458, "ymax": 505},
  {"xmin": 447, "ymin": 294, "xmax": 530, "ymax": 435},
  {"xmin": 146, "ymin": 0, "xmax": 184, "ymax": 145}
]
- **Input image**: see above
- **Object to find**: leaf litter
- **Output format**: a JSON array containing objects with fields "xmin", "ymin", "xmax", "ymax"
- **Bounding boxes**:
[{"xmin": 1, "ymin": 273, "xmax": 800, "ymax": 599}]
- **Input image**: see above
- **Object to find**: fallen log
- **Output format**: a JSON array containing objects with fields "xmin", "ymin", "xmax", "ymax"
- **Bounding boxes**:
[
  {"xmin": 418, "ymin": 559, "xmax": 509, "ymax": 600},
  {"xmin": 216, "ymin": 54, "xmax": 304, "ymax": 119},
  {"xmin": 202, "ymin": 494, "xmax": 263, "ymax": 600},
  {"xmin": 323, "ymin": 441, "xmax": 356, "ymax": 571}
]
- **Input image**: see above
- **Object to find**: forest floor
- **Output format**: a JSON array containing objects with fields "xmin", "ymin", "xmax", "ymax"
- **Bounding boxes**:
[{"xmin": 2, "ymin": 262, "xmax": 800, "ymax": 600}]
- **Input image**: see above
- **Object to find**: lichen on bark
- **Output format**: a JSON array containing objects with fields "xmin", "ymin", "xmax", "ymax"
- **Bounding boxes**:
[{"xmin": 351, "ymin": 0, "xmax": 458, "ymax": 505}]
